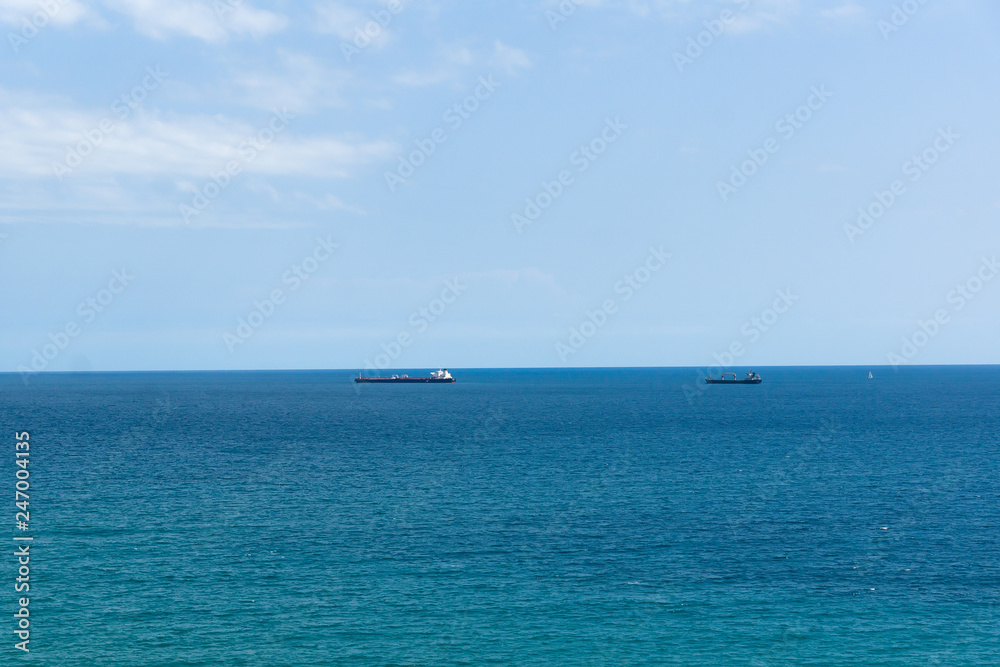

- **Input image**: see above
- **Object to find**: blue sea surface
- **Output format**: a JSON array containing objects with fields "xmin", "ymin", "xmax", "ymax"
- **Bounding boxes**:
[{"xmin": 2, "ymin": 367, "xmax": 998, "ymax": 665}]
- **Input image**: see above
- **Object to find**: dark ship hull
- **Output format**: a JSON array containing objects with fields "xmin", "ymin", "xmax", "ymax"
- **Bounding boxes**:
[
  {"xmin": 704, "ymin": 378, "xmax": 762, "ymax": 384},
  {"xmin": 354, "ymin": 377, "xmax": 455, "ymax": 383}
]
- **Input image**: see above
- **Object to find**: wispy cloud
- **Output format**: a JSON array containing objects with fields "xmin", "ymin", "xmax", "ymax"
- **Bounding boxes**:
[
  {"xmin": 392, "ymin": 44, "xmax": 472, "ymax": 87},
  {"xmin": 726, "ymin": 0, "xmax": 800, "ymax": 34},
  {"xmin": 539, "ymin": 0, "xmax": 806, "ymax": 33},
  {"xmin": 103, "ymin": 0, "xmax": 288, "ymax": 41},
  {"xmin": 391, "ymin": 69, "xmax": 453, "ymax": 87},
  {"xmin": 0, "ymin": 90, "xmax": 397, "ymax": 180},
  {"xmin": 0, "ymin": 0, "xmax": 92, "ymax": 26},
  {"xmin": 314, "ymin": 1, "xmax": 364, "ymax": 39},
  {"xmin": 314, "ymin": 1, "xmax": 392, "ymax": 44},
  {"xmin": 489, "ymin": 40, "xmax": 532, "ymax": 75},
  {"xmin": 225, "ymin": 51, "xmax": 350, "ymax": 113},
  {"xmin": 392, "ymin": 41, "xmax": 533, "ymax": 88},
  {"xmin": 819, "ymin": 2, "xmax": 865, "ymax": 22}
]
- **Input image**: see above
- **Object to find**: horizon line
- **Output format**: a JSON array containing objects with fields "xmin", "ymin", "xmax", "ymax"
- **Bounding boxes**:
[{"xmin": 4, "ymin": 363, "xmax": 1000, "ymax": 376}]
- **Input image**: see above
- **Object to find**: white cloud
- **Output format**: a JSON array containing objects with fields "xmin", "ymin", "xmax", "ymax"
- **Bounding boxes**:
[
  {"xmin": 314, "ymin": 1, "xmax": 405, "ymax": 52},
  {"xmin": 543, "ymin": 0, "xmax": 645, "ymax": 10},
  {"xmin": 102, "ymin": 0, "xmax": 288, "ymax": 42},
  {"xmin": 0, "ymin": 0, "xmax": 287, "ymax": 39},
  {"xmin": 471, "ymin": 268, "xmax": 568, "ymax": 299},
  {"xmin": 389, "ymin": 42, "xmax": 526, "ymax": 89},
  {"xmin": 392, "ymin": 45, "xmax": 472, "ymax": 87},
  {"xmin": 0, "ymin": 89, "xmax": 397, "ymax": 180},
  {"xmin": 726, "ymin": 0, "xmax": 800, "ymax": 34},
  {"xmin": 540, "ymin": 0, "xmax": 805, "ymax": 33},
  {"xmin": 314, "ymin": 1, "xmax": 364, "ymax": 39},
  {"xmin": 225, "ymin": 1, "xmax": 286, "ymax": 36},
  {"xmin": 819, "ymin": 2, "xmax": 865, "ymax": 22},
  {"xmin": 391, "ymin": 69, "xmax": 452, "ymax": 87},
  {"xmin": 226, "ymin": 50, "xmax": 350, "ymax": 113},
  {"xmin": 304, "ymin": 192, "xmax": 367, "ymax": 215},
  {"xmin": 0, "ymin": 0, "xmax": 91, "ymax": 26},
  {"xmin": 489, "ymin": 40, "xmax": 532, "ymax": 75}
]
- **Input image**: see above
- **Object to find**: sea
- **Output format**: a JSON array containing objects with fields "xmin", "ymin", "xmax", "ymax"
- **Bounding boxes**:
[{"xmin": 1, "ymin": 366, "xmax": 998, "ymax": 665}]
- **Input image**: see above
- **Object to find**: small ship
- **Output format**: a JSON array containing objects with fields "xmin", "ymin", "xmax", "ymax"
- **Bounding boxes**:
[
  {"xmin": 354, "ymin": 369, "xmax": 456, "ymax": 384},
  {"xmin": 704, "ymin": 370, "xmax": 762, "ymax": 385}
]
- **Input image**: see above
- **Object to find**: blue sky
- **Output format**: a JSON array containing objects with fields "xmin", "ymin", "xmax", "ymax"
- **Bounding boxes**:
[{"xmin": 1, "ymin": 0, "xmax": 998, "ymax": 372}]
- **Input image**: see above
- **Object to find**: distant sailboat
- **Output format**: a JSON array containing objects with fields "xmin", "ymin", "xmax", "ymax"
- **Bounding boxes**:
[{"xmin": 868, "ymin": 371, "xmax": 874, "ymax": 379}]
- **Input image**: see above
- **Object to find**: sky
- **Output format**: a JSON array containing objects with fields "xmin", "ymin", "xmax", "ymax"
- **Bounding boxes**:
[{"xmin": 1, "ymin": 0, "xmax": 998, "ymax": 373}]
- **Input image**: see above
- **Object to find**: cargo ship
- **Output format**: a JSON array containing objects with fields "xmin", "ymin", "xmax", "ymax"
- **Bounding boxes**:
[
  {"xmin": 704, "ymin": 370, "xmax": 761, "ymax": 385},
  {"xmin": 354, "ymin": 369, "xmax": 456, "ymax": 383}
]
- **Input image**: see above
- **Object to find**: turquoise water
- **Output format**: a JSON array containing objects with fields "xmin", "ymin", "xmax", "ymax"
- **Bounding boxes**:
[{"xmin": 3, "ymin": 367, "xmax": 998, "ymax": 664}]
